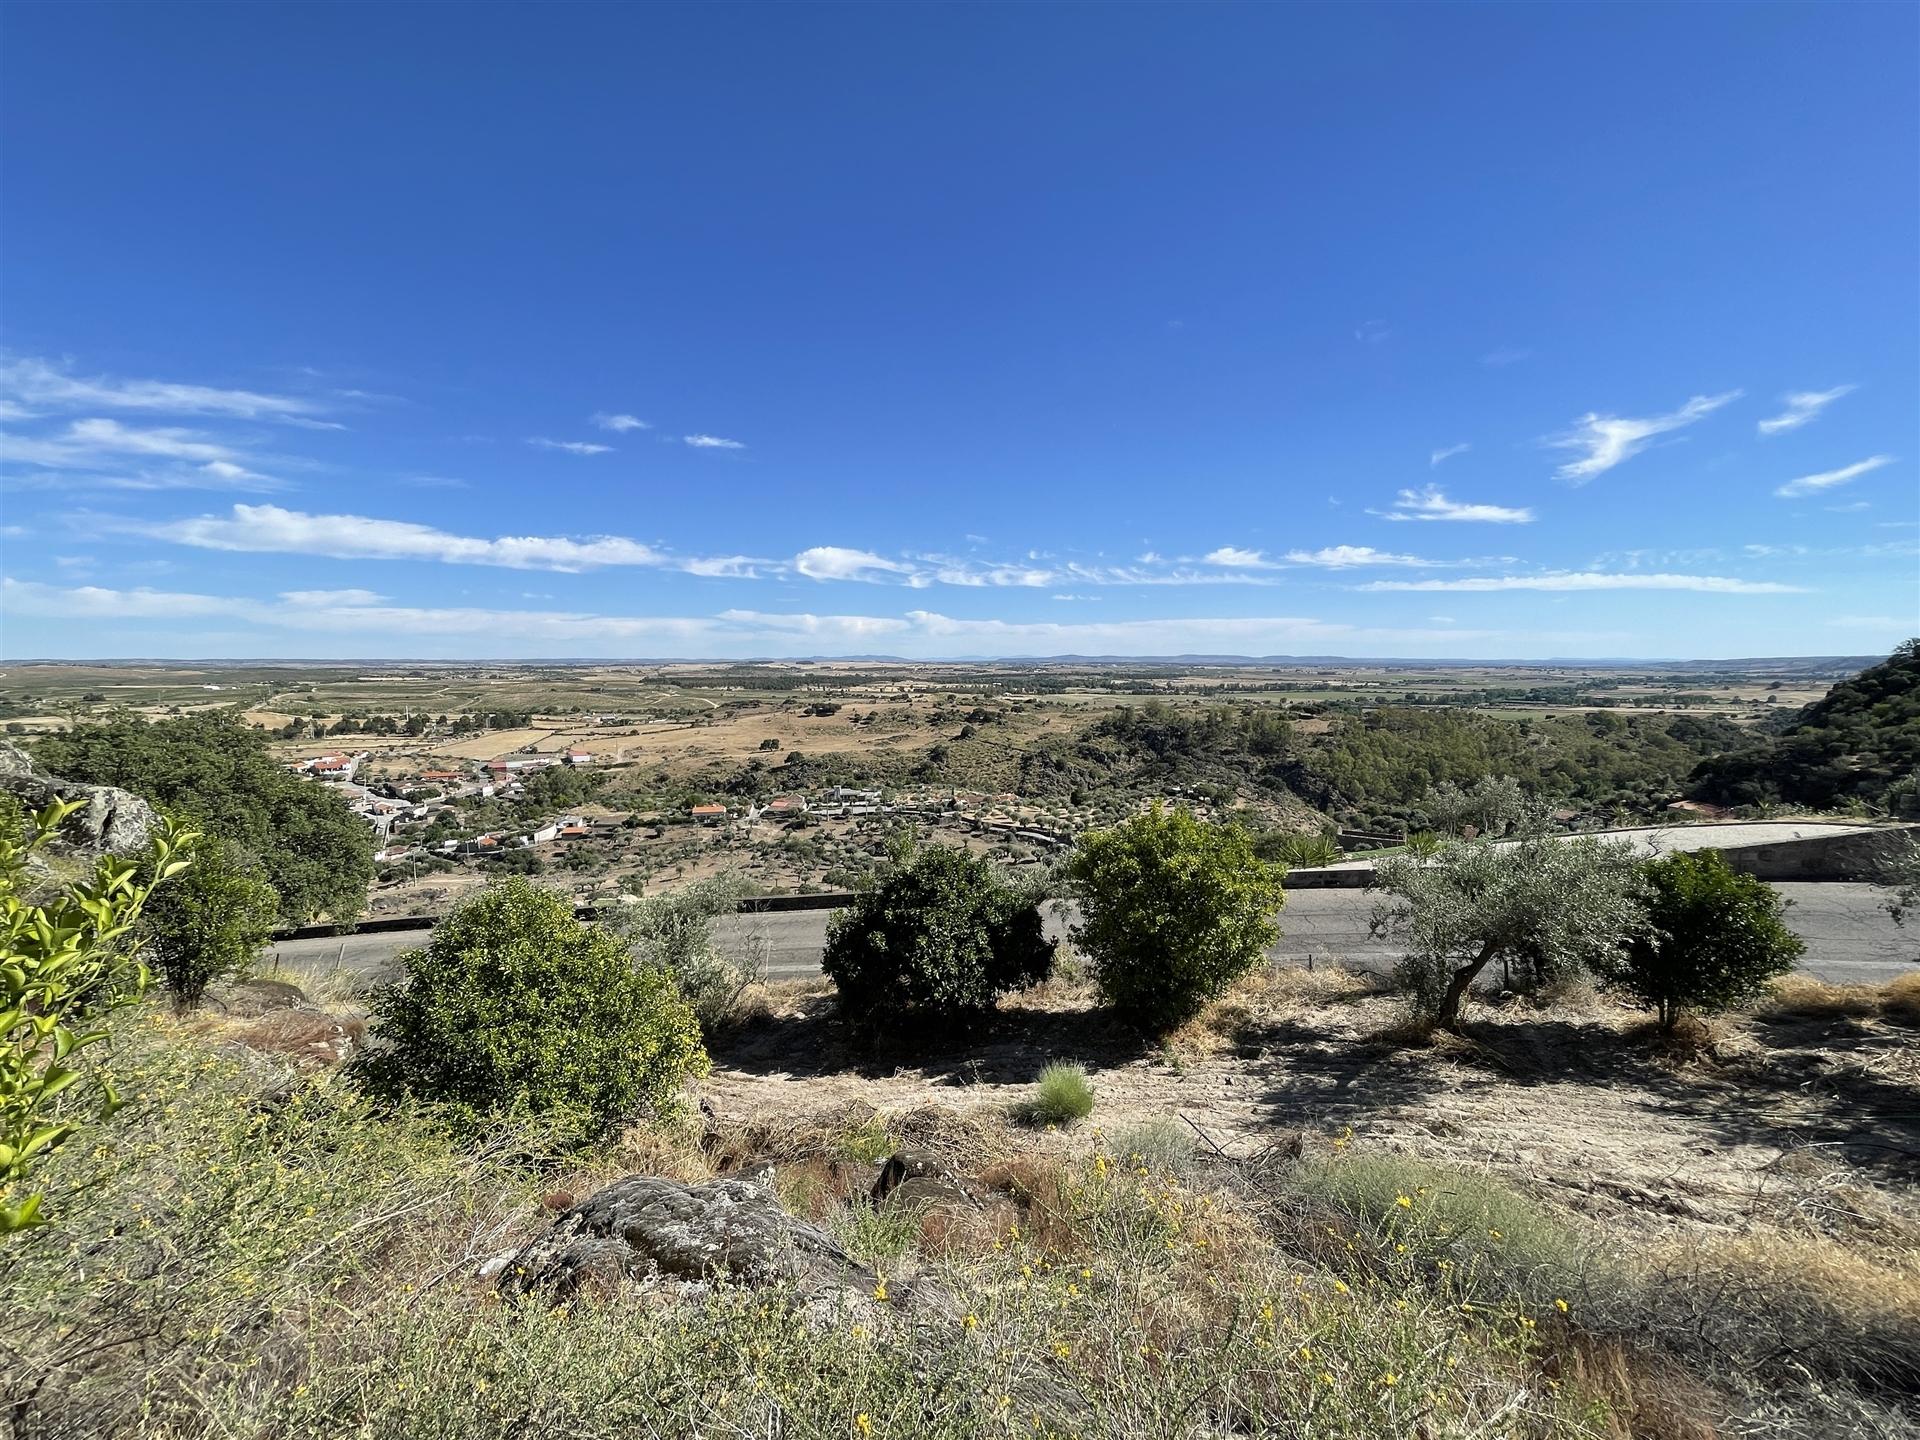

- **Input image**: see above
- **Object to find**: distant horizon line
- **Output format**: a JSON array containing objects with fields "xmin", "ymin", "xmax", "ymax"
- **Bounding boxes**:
[{"xmin": 0, "ymin": 651, "xmax": 1891, "ymax": 670}]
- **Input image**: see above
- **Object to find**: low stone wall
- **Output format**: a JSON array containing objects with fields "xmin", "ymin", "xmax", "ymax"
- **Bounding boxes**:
[{"xmin": 1714, "ymin": 824, "xmax": 1917, "ymax": 882}]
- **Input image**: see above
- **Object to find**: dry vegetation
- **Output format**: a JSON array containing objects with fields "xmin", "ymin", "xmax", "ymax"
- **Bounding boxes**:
[{"xmin": 9, "ymin": 956, "xmax": 1914, "ymax": 1439}]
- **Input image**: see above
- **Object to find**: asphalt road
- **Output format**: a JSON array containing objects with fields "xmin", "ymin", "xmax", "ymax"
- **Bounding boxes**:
[{"xmin": 267, "ymin": 882, "xmax": 1915, "ymax": 989}]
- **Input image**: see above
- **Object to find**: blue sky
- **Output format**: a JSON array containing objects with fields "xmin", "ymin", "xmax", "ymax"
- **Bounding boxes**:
[{"xmin": 1, "ymin": 1, "xmax": 1915, "ymax": 661}]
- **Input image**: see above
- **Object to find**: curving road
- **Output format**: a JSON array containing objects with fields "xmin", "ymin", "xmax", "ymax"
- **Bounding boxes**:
[{"xmin": 267, "ymin": 882, "xmax": 1915, "ymax": 990}]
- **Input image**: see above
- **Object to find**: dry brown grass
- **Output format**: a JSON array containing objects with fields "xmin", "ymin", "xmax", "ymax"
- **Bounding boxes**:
[
  {"xmin": 1165, "ymin": 965, "xmax": 1381, "ymax": 1058},
  {"xmin": 1754, "ymin": 974, "xmax": 1882, "ymax": 1021},
  {"xmin": 1546, "ymin": 1335, "xmax": 1725, "ymax": 1440},
  {"xmin": 1880, "ymin": 971, "xmax": 1920, "ymax": 1026},
  {"xmin": 1648, "ymin": 1231, "xmax": 1920, "ymax": 1403}
]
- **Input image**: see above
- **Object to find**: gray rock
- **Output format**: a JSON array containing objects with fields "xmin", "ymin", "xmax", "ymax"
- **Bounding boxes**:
[
  {"xmin": 872, "ymin": 1147, "xmax": 972, "ymax": 1204},
  {"xmin": 0, "ymin": 741, "xmax": 160, "ymax": 857},
  {"xmin": 499, "ymin": 1174, "xmax": 880, "ymax": 1306}
]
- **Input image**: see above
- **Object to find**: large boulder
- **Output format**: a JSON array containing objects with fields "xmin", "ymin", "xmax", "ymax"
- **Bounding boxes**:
[
  {"xmin": 498, "ymin": 1174, "xmax": 882, "ymax": 1308},
  {"xmin": 0, "ymin": 741, "xmax": 160, "ymax": 856}
]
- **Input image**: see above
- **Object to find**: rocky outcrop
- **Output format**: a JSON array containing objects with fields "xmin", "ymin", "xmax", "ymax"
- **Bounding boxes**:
[
  {"xmin": 498, "ymin": 1174, "xmax": 882, "ymax": 1307},
  {"xmin": 0, "ymin": 741, "xmax": 159, "ymax": 856}
]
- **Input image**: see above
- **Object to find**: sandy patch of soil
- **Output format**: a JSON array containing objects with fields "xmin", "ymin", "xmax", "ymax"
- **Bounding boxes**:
[{"xmin": 704, "ymin": 978, "xmax": 1920, "ymax": 1244}]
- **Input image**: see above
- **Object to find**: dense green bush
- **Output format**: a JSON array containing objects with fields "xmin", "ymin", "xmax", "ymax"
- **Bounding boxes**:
[
  {"xmin": 822, "ymin": 845, "xmax": 1052, "ymax": 1030},
  {"xmin": 1691, "ymin": 640, "xmax": 1920, "ymax": 810},
  {"xmin": 33, "ymin": 713, "xmax": 372, "ymax": 925},
  {"xmin": 1065, "ymin": 806, "xmax": 1286, "ymax": 1033},
  {"xmin": 1613, "ymin": 850, "xmax": 1805, "ymax": 1030},
  {"xmin": 354, "ymin": 877, "xmax": 707, "ymax": 1135},
  {"xmin": 138, "ymin": 833, "xmax": 278, "ymax": 1009}
]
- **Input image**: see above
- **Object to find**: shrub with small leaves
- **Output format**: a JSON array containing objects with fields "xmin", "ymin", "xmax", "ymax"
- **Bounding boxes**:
[
  {"xmin": 1613, "ymin": 850, "xmax": 1804, "ymax": 1031},
  {"xmin": 1, "ymin": 799, "xmax": 197, "ymax": 1233},
  {"xmin": 1066, "ymin": 806, "xmax": 1286, "ymax": 1033},
  {"xmin": 822, "ymin": 845, "xmax": 1052, "ymax": 1033},
  {"xmin": 353, "ymin": 876, "xmax": 707, "ymax": 1138}
]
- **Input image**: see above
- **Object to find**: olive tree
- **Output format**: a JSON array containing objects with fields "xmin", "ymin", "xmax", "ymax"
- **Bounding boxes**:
[
  {"xmin": 1423, "ymin": 775, "xmax": 1547, "ymax": 839},
  {"xmin": 1371, "ymin": 834, "xmax": 1647, "ymax": 1030},
  {"xmin": 603, "ymin": 873, "xmax": 764, "ymax": 1033},
  {"xmin": 1066, "ymin": 805, "xmax": 1287, "ymax": 1033},
  {"xmin": 1614, "ymin": 850, "xmax": 1803, "ymax": 1031}
]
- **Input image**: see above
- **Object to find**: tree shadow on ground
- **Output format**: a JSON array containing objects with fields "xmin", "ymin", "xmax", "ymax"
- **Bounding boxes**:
[
  {"xmin": 711, "ymin": 991, "xmax": 1159, "ymax": 1083},
  {"xmin": 1355, "ymin": 1009, "xmax": 1920, "ymax": 1186},
  {"xmin": 1242, "ymin": 1015, "xmax": 1468, "ymax": 1130}
]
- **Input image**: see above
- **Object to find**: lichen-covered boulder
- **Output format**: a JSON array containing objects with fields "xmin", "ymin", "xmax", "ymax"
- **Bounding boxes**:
[
  {"xmin": 498, "ymin": 1174, "xmax": 880, "ymax": 1306},
  {"xmin": 0, "ymin": 741, "xmax": 160, "ymax": 856}
]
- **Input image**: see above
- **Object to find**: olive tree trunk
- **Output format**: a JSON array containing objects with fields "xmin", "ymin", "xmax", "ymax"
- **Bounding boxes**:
[{"xmin": 1436, "ymin": 940, "xmax": 1498, "ymax": 1031}]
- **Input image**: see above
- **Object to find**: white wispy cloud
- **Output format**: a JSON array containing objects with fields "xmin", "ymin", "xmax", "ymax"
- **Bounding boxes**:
[
  {"xmin": 684, "ymin": 434, "xmax": 746, "ymax": 450},
  {"xmin": 134, "ymin": 503, "xmax": 682, "ymax": 572},
  {"xmin": 1359, "ymin": 571, "xmax": 1805, "ymax": 595},
  {"xmin": 1371, "ymin": 487, "xmax": 1534, "ymax": 524},
  {"xmin": 591, "ymin": 412, "xmax": 650, "ymax": 433},
  {"xmin": 793, "ymin": 546, "xmax": 921, "ymax": 583},
  {"xmin": 1774, "ymin": 455, "xmax": 1895, "ymax": 498},
  {"xmin": 0, "ymin": 356, "xmax": 328, "ymax": 420},
  {"xmin": 4, "ymin": 577, "xmax": 1544, "ymax": 658},
  {"xmin": 1, "ymin": 420, "xmax": 288, "ymax": 492},
  {"xmin": 1284, "ymin": 546, "xmax": 1440, "ymax": 569},
  {"xmin": 279, "ymin": 588, "xmax": 388, "ymax": 607},
  {"xmin": 1757, "ymin": 385, "xmax": 1854, "ymax": 436},
  {"xmin": 1481, "ymin": 346, "xmax": 1531, "ymax": 367},
  {"xmin": 1548, "ymin": 391, "xmax": 1741, "ymax": 482},
  {"xmin": 1203, "ymin": 546, "xmax": 1278, "ymax": 568},
  {"xmin": 1429, "ymin": 443, "xmax": 1470, "ymax": 467},
  {"xmin": 526, "ymin": 437, "xmax": 613, "ymax": 456}
]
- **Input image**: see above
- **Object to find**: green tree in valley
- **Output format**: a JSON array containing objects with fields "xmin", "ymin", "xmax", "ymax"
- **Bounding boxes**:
[
  {"xmin": 1066, "ymin": 806, "xmax": 1287, "ymax": 1033},
  {"xmin": 32, "ymin": 713, "xmax": 372, "ymax": 925},
  {"xmin": 1612, "ymin": 850, "xmax": 1803, "ymax": 1031}
]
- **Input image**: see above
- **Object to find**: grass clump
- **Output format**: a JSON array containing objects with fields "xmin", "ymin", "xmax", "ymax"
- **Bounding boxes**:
[{"xmin": 1018, "ymin": 1061, "xmax": 1095, "ymax": 1126}]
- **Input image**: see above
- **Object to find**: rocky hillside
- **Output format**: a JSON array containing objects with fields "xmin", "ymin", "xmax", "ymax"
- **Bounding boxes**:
[{"xmin": 1691, "ymin": 640, "xmax": 1920, "ymax": 811}]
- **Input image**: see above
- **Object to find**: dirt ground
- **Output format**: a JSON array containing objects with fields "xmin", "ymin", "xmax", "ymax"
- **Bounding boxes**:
[{"xmin": 703, "ymin": 975, "xmax": 1920, "ymax": 1245}]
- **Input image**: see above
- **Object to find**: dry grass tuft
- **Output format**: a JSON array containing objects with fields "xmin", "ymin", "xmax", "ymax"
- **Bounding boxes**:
[
  {"xmin": 221, "ymin": 1009, "xmax": 368, "ymax": 1068},
  {"xmin": 1548, "ymin": 1335, "xmax": 1725, "ymax": 1440},
  {"xmin": 1756, "ymin": 974, "xmax": 1881, "ymax": 1021},
  {"xmin": 1879, "ymin": 971, "xmax": 1920, "ymax": 1026},
  {"xmin": 1627, "ymin": 1012, "xmax": 1719, "ymax": 1062}
]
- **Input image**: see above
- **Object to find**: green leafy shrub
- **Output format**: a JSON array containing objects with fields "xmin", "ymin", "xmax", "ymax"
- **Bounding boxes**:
[
  {"xmin": 1614, "ymin": 850, "xmax": 1805, "ymax": 1030},
  {"xmin": 1019, "ymin": 1062, "xmax": 1095, "ymax": 1126},
  {"xmin": 1, "ymin": 799, "xmax": 197, "ymax": 1233},
  {"xmin": 1066, "ymin": 805, "xmax": 1286, "ymax": 1033},
  {"xmin": 139, "ymin": 833, "xmax": 278, "ymax": 1009},
  {"xmin": 822, "ymin": 845, "xmax": 1052, "ymax": 1031},
  {"xmin": 354, "ymin": 876, "xmax": 707, "ymax": 1136}
]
